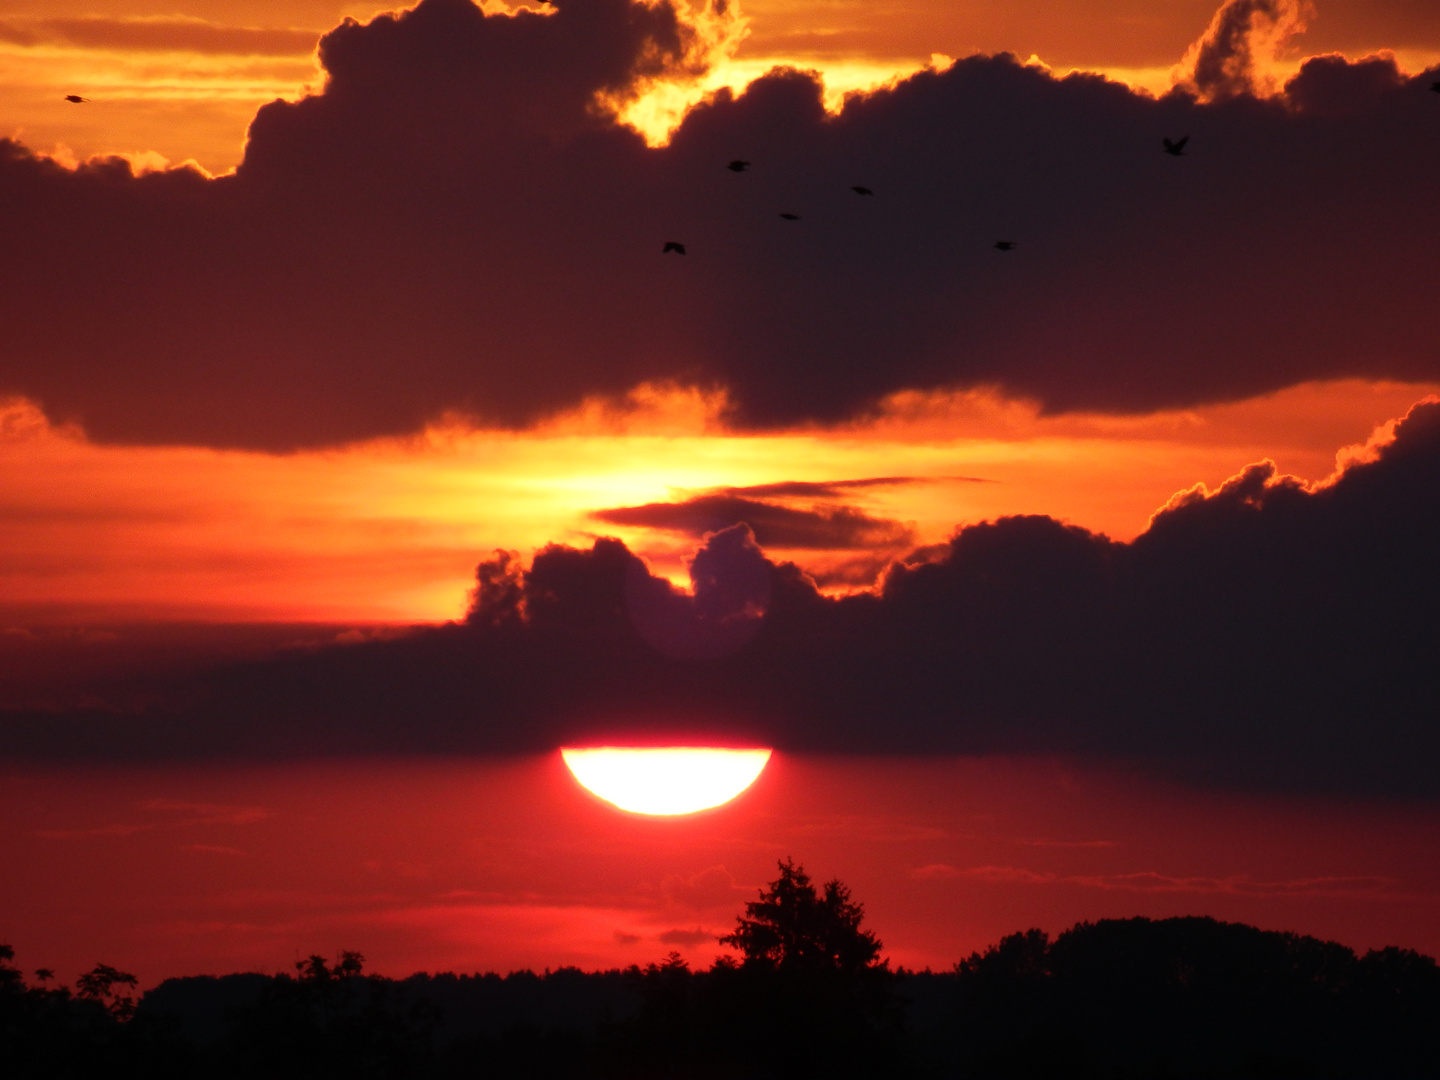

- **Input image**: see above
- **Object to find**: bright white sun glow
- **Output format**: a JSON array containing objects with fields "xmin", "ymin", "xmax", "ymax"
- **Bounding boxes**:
[{"xmin": 560, "ymin": 747, "xmax": 773, "ymax": 815}]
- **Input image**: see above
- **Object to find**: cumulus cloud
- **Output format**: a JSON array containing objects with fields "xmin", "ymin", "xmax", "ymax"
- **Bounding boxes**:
[
  {"xmin": 4, "ymin": 397, "xmax": 1438, "ymax": 797},
  {"xmin": 0, "ymin": 0, "xmax": 1437, "ymax": 448},
  {"xmin": 1178, "ymin": 0, "xmax": 1314, "ymax": 99}
]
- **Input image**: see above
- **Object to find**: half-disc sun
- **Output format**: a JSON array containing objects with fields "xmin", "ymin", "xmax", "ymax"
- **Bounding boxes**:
[{"xmin": 561, "ymin": 747, "xmax": 772, "ymax": 815}]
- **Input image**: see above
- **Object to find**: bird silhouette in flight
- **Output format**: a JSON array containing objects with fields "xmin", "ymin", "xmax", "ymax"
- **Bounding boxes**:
[
  {"xmin": 851, "ymin": 185, "xmax": 874, "ymax": 196},
  {"xmin": 727, "ymin": 160, "xmax": 751, "ymax": 172},
  {"xmin": 779, "ymin": 212, "xmax": 801, "ymax": 220},
  {"xmin": 994, "ymin": 241, "xmax": 1017, "ymax": 251},
  {"xmin": 64, "ymin": 94, "xmax": 89, "ymax": 103},
  {"xmin": 662, "ymin": 241, "xmax": 686, "ymax": 255},
  {"xmin": 1163, "ymin": 136, "xmax": 1189, "ymax": 156}
]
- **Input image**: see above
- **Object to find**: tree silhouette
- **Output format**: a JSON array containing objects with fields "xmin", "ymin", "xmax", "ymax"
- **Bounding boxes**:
[
  {"xmin": 721, "ymin": 857, "xmax": 885, "ymax": 977},
  {"xmin": 77, "ymin": 962, "xmax": 139, "ymax": 1020},
  {"xmin": 672, "ymin": 859, "xmax": 905, "ymax": 1077},
  {"xmin": 295, "ymin": 950, "xmax": 365, "ymax": 983}
]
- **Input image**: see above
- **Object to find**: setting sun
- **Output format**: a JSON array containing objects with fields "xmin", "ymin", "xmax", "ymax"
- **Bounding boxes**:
[{"xmin": 560, "ymin": 747, "xmax": 773, "ymax": 815}]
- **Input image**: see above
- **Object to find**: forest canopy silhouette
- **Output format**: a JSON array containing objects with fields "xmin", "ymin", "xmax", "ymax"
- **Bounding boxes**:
[{"xmin": 5, "ymin": 860, "xmax": 1439, "ymax": 1078}]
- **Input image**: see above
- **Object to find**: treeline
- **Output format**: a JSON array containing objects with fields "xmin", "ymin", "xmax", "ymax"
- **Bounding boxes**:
[
  {"xmin": 6, "ymin": 860, "xmax": 1440, "ymax": 1077},
  {"xmin": 6, "ymin": 918, "xmax": 1440, "ymax": 1078}
]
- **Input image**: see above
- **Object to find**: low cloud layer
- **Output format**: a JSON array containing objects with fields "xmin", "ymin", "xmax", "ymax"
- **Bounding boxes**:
[
  {"xmin": 6, "ymin": 397, "xmax": 1438, "ymax": 798},
  {"xmin": 0, "ymin": 0, "xmax": 1437, "ymax": 448}
]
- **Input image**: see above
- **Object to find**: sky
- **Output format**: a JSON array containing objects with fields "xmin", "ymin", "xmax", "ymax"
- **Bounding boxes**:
[{"xmin": 1, "ymin": 0, "xmax": 1439, "ymax": 986}]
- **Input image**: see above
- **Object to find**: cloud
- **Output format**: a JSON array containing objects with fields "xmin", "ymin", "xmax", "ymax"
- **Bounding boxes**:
[
  {"xmin": 3, "ymin": 398, "xmax": 1439, "ymax": 798},
  {"xmin": 722, "ymin": 477, "xmax": 992, "ymax": 498},
  {"xmin": 0, "ymin": 0, "xmax": 1437, "ymax": 449},
  {"xmin": 1283, "ymin": 51, "xmax": 1409, "ymax": 115},
  {"xmin": 180, "ymin": 843, "xmax": 249, "ymax": 856},
  {"xmin": 476, "ymin": 522, "xmax": 773, "ymax": 658},
  {"xmin": 137, "ymin": 799, "xmax": 271, "ymax": 825},
  {"xmin": 917, "ymin": 864, "xmax": 1401, "ymax": 897},
  {"xmin": 1178, "ymin": 0, "xmax": 1314, "ymax": 99},
  {"xmin": 661, "ymin": 866, "xmax": 749, "ymax": 911},
  {"xmin": 592, "ymin": 493, "xmax": 916, "ymax": 549},
  {"xmin": 658, "ymin": 927, "xmax": 716, "ymax": 946}
]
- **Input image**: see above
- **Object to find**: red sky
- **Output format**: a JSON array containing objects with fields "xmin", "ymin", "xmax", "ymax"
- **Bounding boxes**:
[
  {"xmin": 2, "ymin": 0, "xmax": 1439, "ymax": 984},
  {"xmin": 5, "ymin": 755, "xmax": 1439, "ymax": 989}
]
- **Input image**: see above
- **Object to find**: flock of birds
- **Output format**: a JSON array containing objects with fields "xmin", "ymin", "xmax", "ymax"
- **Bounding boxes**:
[
  {"xmin": 660, "ymin": 141, "xmax": 1195, "ymax": 256},
  {"xmin": 656, "ymin": 79, "xmax": 1440, "ymax": 258}
]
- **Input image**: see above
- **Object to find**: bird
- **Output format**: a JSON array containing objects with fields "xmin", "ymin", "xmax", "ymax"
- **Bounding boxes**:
[
  {"xmin": 64, "ymin": 94, "xmax": 89, "ymax": 104},
  {"xmin": 779, "ymin": 212, "xmax": 800, "ymax": 220},
  {"xmin": 726, "ymin": 160, "xmax": 751, "ymax": 172},
  {"xmin": 1163, "ymin": 135, "xmax": 1189, "ymax": 156},
  {"xmin": 1431, "ymin": 81, "xmax": 1440, "ymax": 93},
  {"xmin": 662, "ymin": 241, "xmax": 686, "ymax": 255},
  {"xmin": 994, "ymin": 241, "xmax": 1016, "ymax": 251},
  {"xmin": 851, "ymin": 185, "xmax": 873, "ymax": 196}
]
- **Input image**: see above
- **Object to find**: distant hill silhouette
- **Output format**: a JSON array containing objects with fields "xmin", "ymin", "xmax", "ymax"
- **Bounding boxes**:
[{"xmin": 5, "ymin": 866, "xmax": 1439, "ymax": 1077}]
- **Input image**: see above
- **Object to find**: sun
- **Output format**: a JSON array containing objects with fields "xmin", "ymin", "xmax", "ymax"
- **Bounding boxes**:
[{"xmin": 560, "ymin": 747, "xmax": 773, "ymax": 815}]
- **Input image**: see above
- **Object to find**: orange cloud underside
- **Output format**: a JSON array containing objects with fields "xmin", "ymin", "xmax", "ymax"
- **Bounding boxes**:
[{"xmin": 1, "ymin": 379, "xmax": 1434, "ymax": 624}]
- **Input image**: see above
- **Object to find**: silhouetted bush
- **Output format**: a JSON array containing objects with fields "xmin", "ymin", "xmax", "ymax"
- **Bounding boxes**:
[{"xmin": 0, "ymin": 945, "xmax": 187, "ymax": 1079}]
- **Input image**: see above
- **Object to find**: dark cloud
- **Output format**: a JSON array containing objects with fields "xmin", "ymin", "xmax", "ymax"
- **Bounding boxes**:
[
  {"xmin": 4, "ymin": 398, "xmax": 1438, "ymax": 798},
  {"xmin": 723, "ymin": 476, "xmax": 991, "ymax": 498},
  {"xmin": 591, "ymin": 494, "xmax": 916, "ymax": 549},
  {"xmin": 1283, "ymin": 51, "xmax": 1409, "ymax": 115},
  {"xmin": 0, "ymin": 0, "xmax": 1437, "ymax": 449}
]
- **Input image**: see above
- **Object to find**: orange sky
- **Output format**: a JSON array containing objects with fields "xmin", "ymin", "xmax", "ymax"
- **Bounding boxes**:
[
  {"xmin": 4, "ymin": 0, "xmax": 1438, "ymax": 172},
  {"xmin": 3, "ymin": 379, "xmax": 1434, "ymax": 624}
]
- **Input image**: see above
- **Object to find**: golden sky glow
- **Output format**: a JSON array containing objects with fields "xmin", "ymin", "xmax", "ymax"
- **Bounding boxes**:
[
  {"xmin": 1, "ymin": 379, "xmax": 1434, "ymax": 624},
  {"xmin": 561, "ymin": 747, "xmax": 772, "ymax": 814}
]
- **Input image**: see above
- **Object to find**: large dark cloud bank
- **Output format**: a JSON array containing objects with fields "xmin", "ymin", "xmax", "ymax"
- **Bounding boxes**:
[
  {"xmin": 6, "ymin": 399, "xmax": 1439, "ymax": 799},
  {"xmin": 1, "ymin": 0, "xmax": 1438, "ymax": 448}
]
